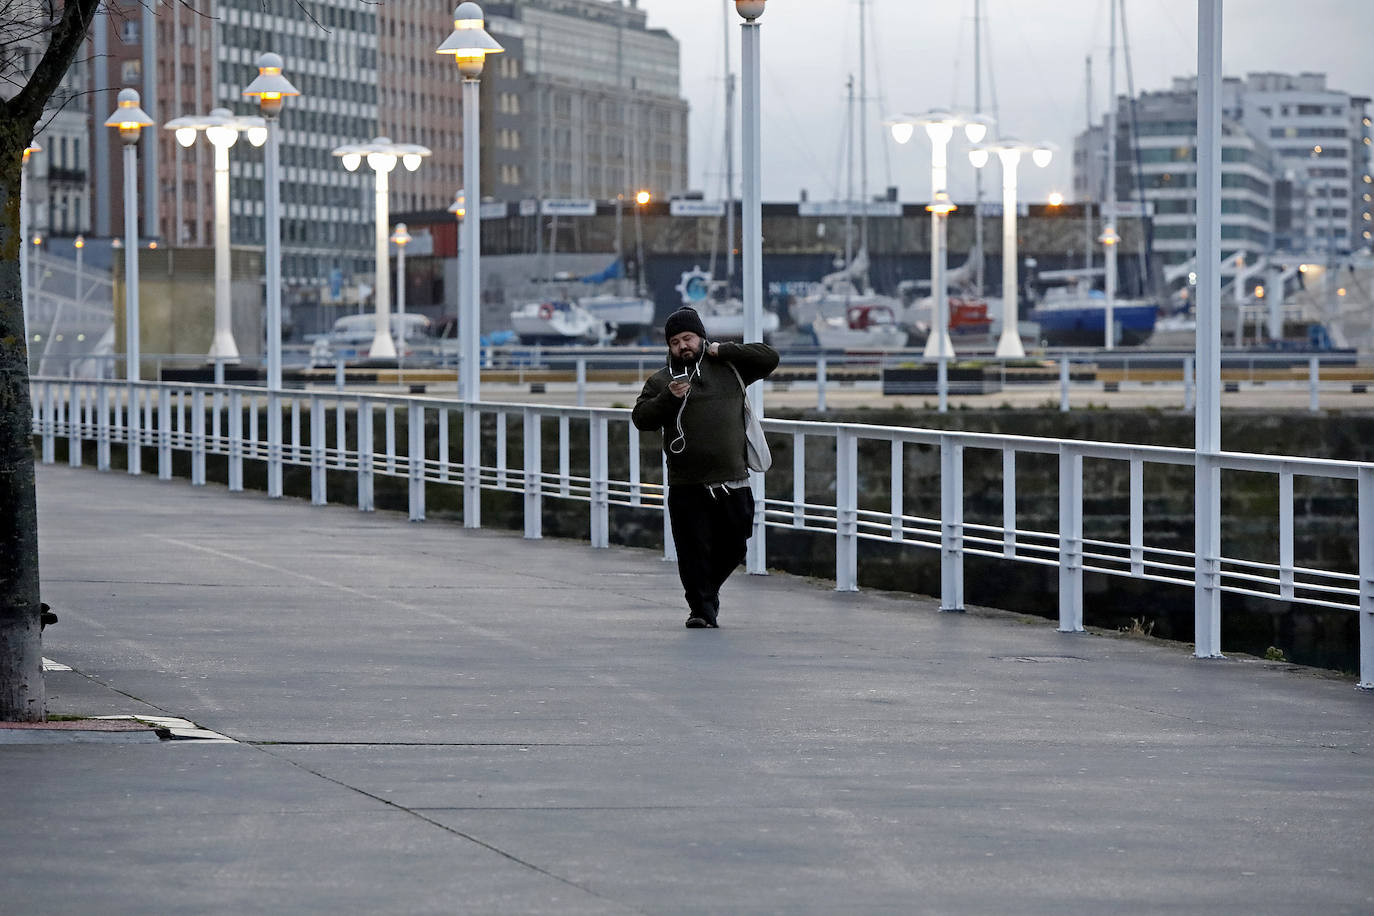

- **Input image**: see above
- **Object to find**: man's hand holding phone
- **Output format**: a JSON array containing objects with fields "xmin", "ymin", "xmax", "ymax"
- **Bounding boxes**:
[{"xmin": 668, "ymin": 368, "xmax": 691, "ymax": 398}]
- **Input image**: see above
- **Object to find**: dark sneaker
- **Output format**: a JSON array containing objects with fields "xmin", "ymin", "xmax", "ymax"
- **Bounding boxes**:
[{"xmin": 685, "ymin": 617, "xmax": 710, "ymax": 628}]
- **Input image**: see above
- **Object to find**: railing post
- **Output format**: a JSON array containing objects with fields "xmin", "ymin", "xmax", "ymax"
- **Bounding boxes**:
[
  {"xmin": 1059, "ymin": 356, "xmax": 1070, "ymax": 413},
  {"xmin": 576, "ymin": 358, "xmax": 587, "ymax": 408},
  {"xmin": 1183, "ymin": 356, "xmax": 1195, "ymax": 413},
  {"xmin": 267, "ymin": 392, "xmax": 283, "ymax": 498},
  {"xmin": 937, "ymin": 355, "xmax": 948, "ymax": 414},
  {"xmin": 335, "ymin": 358, "xmax": 345, "ymax": 391},
  {"xmin": 191, "ymin": 389, "xmax": 206, "ymax": 486},
  {"xmin": 408, "ymin": 402, "xmax": 425, "ymax": 522},
  {"xmin": 1003, "ymin": 449, "xmax": 1017, "ymax": 558},
  {"xmin": 1308, "ymin": 355, "xmax": 1320, "ymax": 413},
  {"xmin": 1194, "ymin": 451, "xmax": 1223, "ymax": 657},
  {"xmin": 41, "ymin": 381, "xmax": 55, "ymax": 464},
  {"xmin": 157, "ymin": 386, "xmax": 172, "ymax": 480},
  {"xmin": 310, "ymin": 395, "xmax": 326, "ymax": 506},
  {"xmin": 1057, "ymin": 444, "xmax": 1084, "ymax": 632},
  {"xmin": 357, "ymin": 397, "xmax": 374, "ymax": 512},
  {"xmin": 126, "ymin": 384, "xmax": 141, "ymax": 475},
  {"xmin": 662, "ymin": 451, "xmax": 677, "ymax": 563},
  {"xmin": 68, "ymin": 384, "xmax": 83, "ymax": 468},
  {"xmin": 523, "ymin": 408, "xmax": 542, "ymax": 539},
  {"xmin": 835, "ymin": 428, "xmax": 858, "ymax": 592},
  {"xmin": 1359, "ymin": 467, "xmax": 1373, "ymax": 690},
  {"xmin": 590, "ymin": 412, "xmax": 609, "ymax": 548},
  {"xmin": 816, "ymin": 355, "xmax": 827, "ymax": 413},
  {"xmin": 463, "ymin": 403, "xmax": 480, "ymax": 528},
  {"xmin": 940, "ymin": 436, "xmax": 964, "ymax": 612},
  {"xmin": 97, "ymin": 383, "xmax": 110, "ymax": 471},
  {"xmin": 228, "ymin": 390, "xmax": 243, "ymax": 491}
]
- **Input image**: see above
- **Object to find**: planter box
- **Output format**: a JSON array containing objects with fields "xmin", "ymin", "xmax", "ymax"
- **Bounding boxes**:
[{"xmin": 880, "ymin": 366, "xmax": 1003, "ymax": 395}]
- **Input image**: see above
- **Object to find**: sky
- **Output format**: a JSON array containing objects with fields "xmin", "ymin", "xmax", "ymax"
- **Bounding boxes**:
[{"xmin": 632, "ymin": 0, "xmax": 1374, "ymax": 206}]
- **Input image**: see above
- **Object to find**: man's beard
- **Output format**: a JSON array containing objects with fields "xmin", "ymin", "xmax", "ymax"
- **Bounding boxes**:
[{"xmin": 676, "ymin": 346, "xmax": 699, "ymax": 365}]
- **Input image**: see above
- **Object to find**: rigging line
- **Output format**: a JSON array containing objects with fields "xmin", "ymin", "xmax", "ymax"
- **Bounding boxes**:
[
  {"xmin": 868, "ymin": 0, "xmax": 895, "ymax": 189},
  {"xmin": 982, "ymin": 9, "xmax": 999, "ymax": 132},
  {"xmin": 1119, "ymin": 0, "xmax": 1155, "ymax": 300}
]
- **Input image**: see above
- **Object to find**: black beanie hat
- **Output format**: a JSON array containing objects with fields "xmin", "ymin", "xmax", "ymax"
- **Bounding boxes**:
[{"xmin": 664, "ymin": 306, "xmax": 707, "ymax": 342}]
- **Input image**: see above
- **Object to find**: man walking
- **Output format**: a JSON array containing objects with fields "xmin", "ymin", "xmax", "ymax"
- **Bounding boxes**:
[{"xmin": 633, "ymin": 306, "xmax": 779, "ymax": 628}]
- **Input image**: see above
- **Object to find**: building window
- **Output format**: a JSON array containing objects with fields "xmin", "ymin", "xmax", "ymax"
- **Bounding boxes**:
[
  {"xmin": 121, "ymin": 59, "xmax": 141, "ymax": 83},
  {"xmin": 120, "ymin": 20, "xmax": 140, "ymax": 43}
]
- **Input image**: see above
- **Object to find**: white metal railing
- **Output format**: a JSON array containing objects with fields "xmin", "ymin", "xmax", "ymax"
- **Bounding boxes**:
[{"xmin": 29, "ymin": 375, "xmax": 1374, "ymax": 689}]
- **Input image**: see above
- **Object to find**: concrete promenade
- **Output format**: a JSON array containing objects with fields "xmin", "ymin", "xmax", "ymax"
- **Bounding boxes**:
[{"xmin": 4, "ymin": 464, "xmax": 1373, "ymax": 913}]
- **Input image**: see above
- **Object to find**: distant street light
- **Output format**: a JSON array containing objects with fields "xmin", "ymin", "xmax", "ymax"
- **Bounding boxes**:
[
  {"xmin": 969, "ymin": 137, "xmax": 1054, "ymax": 357},
  {"xmin": 438, "ymin": 1, "xmax": 503, "ymax": 410},
  {"xmin": 104, "ymin": 87, "xmax": 154, "ymax": 476},
  {"xmin": 390, "ymin": 223, "xmax": 412, "ymax": 322},
  {"xmin": 332, "ymin": 137, "xmax": 431, "ymax": 360},
  {"xmin": 889, "ymin": 109, "xmax": 993, "ymax": 360},
  {"xmin": 103, "ymin": 88, "xmax": 154, "ymax": 385},
  {"xmin": 243, "ymin": 52, "xmax": 300, "ymax": 393},
  {"xmin": 164, "ymin": 107, "xmax": 267, "ymax": 373}
]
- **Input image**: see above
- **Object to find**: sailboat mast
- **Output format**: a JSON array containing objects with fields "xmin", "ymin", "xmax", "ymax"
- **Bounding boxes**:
[
  {"xmin": 1104, "ymin": 0, "xmax": 1119, "ymax": 348},
  {"xmin": 858, "ymin": 0, "xmax": 870, "ymax": 277},
  {"xmin": 846, "ymin": 74, "xmax": 856, "ymax": 274},
  {"xmin": 1085, "ymin": 54, "xmax": 1094, "ymax": 273},
  {"xmin": 724, "ymin": 1, "xmax": 736, "ymax": 282},
  {"xmin": 973, "ymin": 0, "xmax": 984, "ymax": 296}
]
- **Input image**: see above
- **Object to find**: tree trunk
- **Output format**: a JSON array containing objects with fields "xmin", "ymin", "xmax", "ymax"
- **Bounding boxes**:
[
  {"xmin": 1, "ymin": 0, "xmax": 106, "ymax": 721},
  {"xmin": 0, "ymin": 121, "xmax": 44, "ymax": 721}
]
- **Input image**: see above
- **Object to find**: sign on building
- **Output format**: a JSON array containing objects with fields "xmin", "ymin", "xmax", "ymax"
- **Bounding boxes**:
[
  {"xmin": 541, "ymin": 199, "xmax": 597, "ymax": 216},
  {"xmin": 670, "ymin": 199, "xmax": 726, "ymax": 217}
]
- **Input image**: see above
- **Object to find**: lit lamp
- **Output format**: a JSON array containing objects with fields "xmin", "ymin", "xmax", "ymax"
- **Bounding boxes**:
[
  {"xmin": 390, "ymin": 223, "xmax": 412, "ymax": 322},
  {"xmin": 333, "ymin": 137, "xmax": 431, "ymax": 360},
  {"xmin": 889, "ymin": 109, "xmax": 993, "ymax": 359},
  {"xmin": 103, "ymin": 88, "xmax": 154, "ymax": 386},
  {"xmin": 243, "ymin": 52, "xmax": 300, "ymax": 393},
  {"xmin": 968, "ymin": 137, "xmax": 1054, "ymax": 357},
  {"xmin": 438, "ymin": 1, "xmax": 503, "ymax": 410},
  {"xmin": 164, "ymin": 108, "xmax": 267, "ymax": 370}
]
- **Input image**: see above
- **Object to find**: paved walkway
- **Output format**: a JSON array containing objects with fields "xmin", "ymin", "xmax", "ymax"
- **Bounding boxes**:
[{"xmin": 5, "ymin": 464, "xmax": 1372, "ymax": 914}]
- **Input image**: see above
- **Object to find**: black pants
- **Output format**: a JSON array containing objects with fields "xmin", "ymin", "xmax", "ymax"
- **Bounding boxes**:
[{"xmin": 668, "ymin": 483, "xmax": 755, "ymax": 622}]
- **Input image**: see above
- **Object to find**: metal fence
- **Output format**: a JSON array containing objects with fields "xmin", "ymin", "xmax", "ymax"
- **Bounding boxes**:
[{"xmin": 29, "ymin": 375, "xmax": 1374, "ymax": 688}]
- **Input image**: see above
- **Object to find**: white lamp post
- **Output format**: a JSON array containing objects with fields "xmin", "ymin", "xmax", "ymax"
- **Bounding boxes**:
[
  {"xmin": 889, "ymin": 109, "xmax": 992, "ymax": 359},
  {"xmin": 438, "ymin": 1, "xmax": 503, "ymax": 407},
  {"xmin": 333, "ymin": 137, "xmax": 430, "ymax": 361},
  {"xmin": 390, "ymin": 222, "xmax": 412, "ymax": 321},
  {"xmin": 447, "ymin": 191, "xmax": 469, "ymax": 397},
  {"xmin": 1098, "ymin": 224, "xmax": 1120, "ymax": 348},
  {"xmin": 736, "ymin": 0, "xmax": 767, "ymax": 575},
  {"xmin": 104, "ymin": 89, "xmax": 154, "ymax": 384},
  {"xmin": 968, "ymin": 138, "xmax": 1054, "ymax": 357},
  {"xmin": 243, "ymin": 52, "xmax": 300, "ymax": 391},
  {"xmin": 164, "ymin": 108, "xmax": 267, "ymax": 376},
  {"xmin": 19, "ymin": 142, "xmax": 40, "ymax": 344}
]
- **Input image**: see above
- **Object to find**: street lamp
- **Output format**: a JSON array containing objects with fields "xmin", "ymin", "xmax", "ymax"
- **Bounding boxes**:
[
  {"xmin": 164, "ymin": 108, "xmax": 267, "ymax": 373},
  {"xmin": 447, "ymin": 190, "xmax": 470, "ymax": 397},
  {"xmin": 735, "ymin": 0, "xmax": 767, "ymax": 576},
  {"xmin": 438, "ymin": 1, "xmax": 503, "ymax": 408},
  {"xmin": 633, "ymin": 191, "xmax": 649, "ymax": 297},
  {"xmin": 390, "ymin": 223, "xmax": 412, "ymax": 323},
  {"xmin": 1098, "ymin": 224, "xmax": 1120, "ymax": 348},
  {"xmin": 968, "ymin": 137, "xmax": 1054, "ymax": 357},
  {"xmin": 889, "ymin": 109, "xmax": 993, "ymax": 359},
  {"xmin": 19, "ymin": 142, "xmax": 40, "ymax": 343},
  {"xmin": 103, "ymin": 88, "xmax": 154, "ymax": 385},
  {"xmin": 243, "ymin": 52, "xmax": 300, "ymax": 392},
  {"xmin": 332, "ymin": 137, "xmax": 430, "ymax": 361}
]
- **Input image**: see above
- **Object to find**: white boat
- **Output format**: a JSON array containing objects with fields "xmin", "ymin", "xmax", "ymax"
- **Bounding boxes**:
[
  {"xmin": 310, "ymin": 313, "xmax": 432, "ymax": 364},
  {"xmin": 811, "ymin": 303, "xmax": 907, "ymax": 350},
  {"xmin": 674, "ymin": 267, "xmax": 779, "ymax": 341},
  {"xmin": 509, "ymin": 299, "xmax": 611, "ymax": 345},
  {"xmin": 791, "ymin": 250, "xmax": 906, "ymax": 329},
  {"xmin": 577, "ymin": 293, "xmax": 654, "ymax": 340}
]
